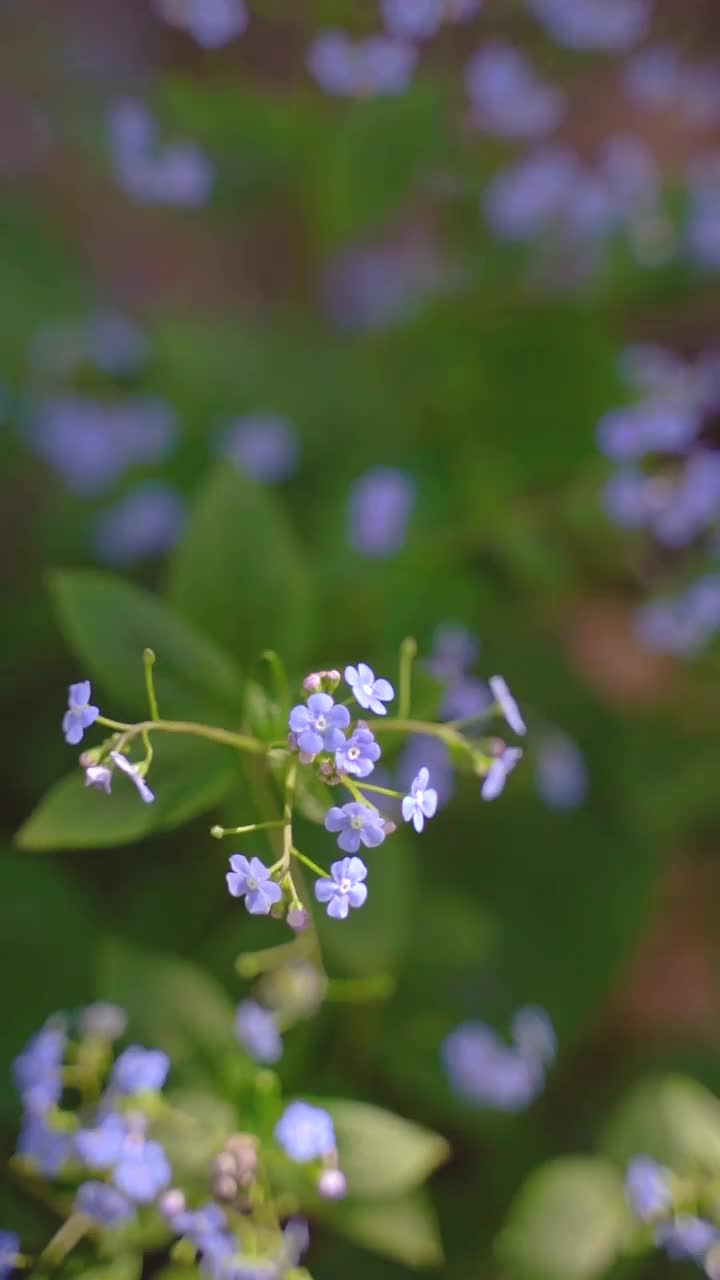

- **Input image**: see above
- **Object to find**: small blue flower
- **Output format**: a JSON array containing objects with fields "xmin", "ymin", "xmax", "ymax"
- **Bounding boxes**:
[
  {"xmin": 84, "ymin": 765, "xmax": 113, "ymax": 795},
  {"xmin": 315, "ymin": 857, "xmax": 368, "ymax": 920},
  {"xmin": 75, "ymin": 1113, "xmax": 127, "ymax": 1169},
  {"xmin": 92, "ymin": 483, "xmax": 185, "ymax": 565},
  {"xmin": 172, "ymin": 1203, "xmax": 227, "ymax": 1250},
  {"xmin": 535, "ymin": 733, "xmax": 588, "ymax": 811},
  {"xmin": 324, "ymin": 802, "xmax": 386, "ymax": 853},
  {"xmin": 109, "ymin": 752, "xmax": 155, "ymax": 804},
  {"xmin": 655, "ymin": 1215, "xmax": 719, "ymax": 1262},
  {"xmin": 625, "ymin": 1157, "xmax": 673, "ymax": 1222},
  {"xmin": 465, "ymin": 42, "xmax": 564, "ymax": 138},
  {"xmin": 481, "ymin": 747, "xmax": 523, "ymax": 801},
  {"xmin": 489, "ymin": 675, "xmax": 526, "ymax": 736},
  {"xmin": 347, "ymin": 466, "xmax": 416, "ymax": 557},
  {"xmin": 511, "ymin": 1006, "xmax": 557, "ymax": 1068},
  {"xmin": 226, "ymin": 855, "xmax": 282, "ymax": 916},
  {"xmin": 63, "ymin": 680, "xmax": 99, "ymax": 745},
  {"xmin": 442, "ymin": 1023, "xmax": 542, "ymax": 1112},
  {"xmin": 335, "ymin": 726, "xmax": 381, "ymax": 778},
  {"xmin": 234, "ymin": 1001, "xmax": 282, "ymax": 1065},
  {"xmin": 13, "ymin": 1023, "xmax": 66, "ymax": 1114},
  {"xmin": 381, "ymin": 0, "xmax": 443, "ymax": 40},
  {"xmin": 113, "ymin": 1136, "xmax": 171, "ymax": 1204},
  {"xmin": 344, "ymin": 664, "xmax": 394, "ymax": 715},
  {"xmin": 288, "ymin": 693, "xmax": 350, "ymax": 756},
  {"xmin": 0, "ymin": 1231, "xmax": 20, "ymax": 1280},
  {"xmin": 17, "ymin": 1113, "xmax": 73, "ymax": 1176},
  {"xmin": 223, "ymin": 415, "xmax": 299, "ymax": 484},
  {"xmin": 75, "ymin": 1180, "xmax": 134, "ymax": 1225},
  {"xmin": 274, "ymin": 1101, "xmax": 336, "ymax": 1162},
  {"xmin": 110, "ymin": 1046, "xmax": 170, "ymax": 1094},
  {"xmin": 401, "ymin": 767, "xmax": 438, "ymax": 833}
]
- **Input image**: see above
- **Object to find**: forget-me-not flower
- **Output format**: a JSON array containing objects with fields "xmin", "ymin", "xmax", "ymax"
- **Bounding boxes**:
[
  {"xmin": 223, "ymin": 415, "xmax": 299, "ymax": 484},
  {"xmin": 289, "ymin": 694, "xmax": 350, "ymax": 756},
  {"xmin": 92, "ymin": 483, "xmax": 185, "ymax": 566},
  {"xmin": 13, "ymin": 1023, "xmax": 66, "ymax": 1115},
  {"xmin": 63, "ymin": 681, "xmax": 99, "ymax": 746},
  {"xmin": 75, "ymin": 1180, "xmax": 134, "ymax": 1225},
  {"xmin": 335, "ymin": 726, "xmax": 381, "ymax": 778},
  {"xmin": 324, "ymin": 802, "xmax": 386, "ymax": 853},
  {"xmin": 234, "ymin": 1001, "xmax": 283, "ymax": 1065},
  {"xmin": 113, "ymin": 1136, "xmax": 171, "ymax": 1203},
  {"xmin": 489, "ymin": 675, "xmax": 526, "ymax": 735},
  {"xmin": 274, "ymin": 1102, "xmax": 336, "ymax": 1162},
  {"xmin": 625, "ymin": 1156, "xmax": 673, "ymax": 1222},
  {"xmin": 347, "ymin": 466, "xmax": 416, "ymax": 556},
  {"xmin": 481, "ymin": 747, "xmax": 523, "ymax": 801},
  {"xmin": 401, "ymin": 768, "xmax": 438, "ymax": 832},
  {"xmin": 442, "ymin": 1022, "xmax": 543, "ymax": 1111},
  {"xmin": 655, "ymin": 1216, "xmax": 719, "ymax": 1262},
  {"xmin": 18, "ymin": 1113, "xmax": 73, "ymax": 1176},
  {"xmin": 535, "ymin": 733, "xmax": 588, "ymax": 811},
  {"xmin": 226, "ymin": 855, "xmax": 283, "ymax": 915},
  {"xmin": 84, "ymin": 764, "xmax": 113, "ymax": 794},
  {"xmin": 465, "ymin": 43, "xmax": 565, "ymax": 138},
  {"xmin": 110, "ymin": 1046, "xmax": 170, "ymax": 1094},
  {"xmin": 314, "ymin": 857, "xmax": 368, "ymax": 920},
  {"xmin": 110, "ymin": 752, "xmax": 155, "ymax": 804},
  {"xmin": 0, "ymin": 1232, "xmax": 19, "ymax": 1280},
  {"xmin": 344, "ymin": 663, "xmax": 394, "ymax": 715}
]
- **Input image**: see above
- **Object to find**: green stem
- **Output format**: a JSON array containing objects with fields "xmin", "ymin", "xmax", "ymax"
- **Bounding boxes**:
[
  {"xmin": 211, "ymin": 820, "xmax": 286, "ymax": 839},
  {"xmin": 398, "ymin": 636, "xmax": 417, "ymax": 720},
  {"xmin": 258, "ymin": 650, "xmax": 289, "ymax": 716},
  {"xmin": 373, "ymin": 718, "xmax": 463, "ymax": 746},
  {"xmin": 356, "ymin": 781, "xmax": 403, "ymax": 799},
  {"xmin": 290, "ymin": 847, "xmax": 328, "ymax": 879},
  {"xmin": 280, "ymin": 761, "xmax": 297, "ymax": 872},
  {"xmin": 96, "ymin": 716, "xmax": 266, "ymax": 756},
  {"xmin": 143, "ymin": 648, "xmax": 160, "ymax": 720},
  {"xmin": 38, "ymin": 1213, "xmax": 88, "ymax": 1269},
  {"xmin": 341, "ymin": 774, "xmax": 378, "ymax": 809}
]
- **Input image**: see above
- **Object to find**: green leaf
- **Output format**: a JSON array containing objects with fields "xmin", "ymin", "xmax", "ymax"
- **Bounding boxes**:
[
  {"xmin": 601, "ymin": 1076, "xmax": 720, "ymax": 1174},
  {"xmin": 97, "ymin": 938, "xmax": 235, "ymax": 1067},
  {"xmin": 16, "ymin": 737, "xmax": 235, "ymax": 851},
  {"xmin": 167, "ymin": 465, "xmax": 311, "ymax": 671},
  {"xmin": 50, "ymin": 570, "xmax": 245, "ymax": 721},
  {"xmin": 325, "ymin": 1099, "xmax": 449, "ymax": 1198},
  {"xmin": 328, "ymin": 1190, "xmax": 444, "ymax": 1268},
  {"xmin": 496, "ymin": 1158, "xmax": 631, "ymax": 1280}
]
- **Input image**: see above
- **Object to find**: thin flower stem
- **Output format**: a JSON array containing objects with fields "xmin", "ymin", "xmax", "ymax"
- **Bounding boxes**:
[
  {"xmin": 211, "ymin": 820, "xmax": 285, "ymax": 839},
  {"xmin": 38, "ymin": 1213, "xmax": 89, "ymax": 1267},
  {"xmin": 341, "ymin": 775, "xmax": 378, "ymax": 809},
  {"xmin": 356, "ymin": 781, "xmax": 403, "ymax": 799},
  {"xmin": 143, "ymin": 648, "xmax": 160, "ymax": 721},
  {"xmin": 398, "ymin": 636, "xmax": 417, "ymax": 720},
  {"xmin": 290, "ymin": 847, "xmax": 328, "ymax": 879},
  {"xmin": 373, "ymin": 718, "xmax": 464, "ymax": 745},
  {"xmin": 96, "ymin": 715, "xmax": 131, "ymax": 732},
  {"xmin": 97, "ymin": 716, "xmax": 266, "ymax": 756},
  {"xmin": 280, "ymin": 761, "xmax": 296, "ymax": 872}
]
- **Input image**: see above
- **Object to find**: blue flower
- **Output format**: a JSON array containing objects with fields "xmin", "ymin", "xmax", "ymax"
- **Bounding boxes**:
[
  {"xmin": 171, "ymin": 1203, "xmax": 227, "ymax": 1249},
  {"xmin": 226, "ymin": 855, "xmax": 282, "ymax": 915},
  {"xmin": 274, "ymin": 1102, "xmax": 336, "ymax": 1162},
  {"xmin": 381, "ymin": 0, "xmax": 443, "ymax": 40},
  {"xmin": 535, "ymin": 733, "xmax": 588, "ymax": 811},
  {"xmin": 17, "ymin": 1113, "xmax": 73, "ymax": 1176},
  {"xmin": 625, "ymin": 1157, "xmax": 673, "ymax": 1222},
  {"xmin": 335, "ymin": 726, "xmax": 381, "ymax": 778},
  {"xmin": 63, "ymin": 681, "xmax": 99, "ymax": 746},
  {"xmin": 109, "ymin": 752, "xmax": 155, "ymax": 804},
  {"xmin": 526, "ymin": 0, "xmax": 650, "ymax": 52},
  {"xmin": 307, "ymin": 31, "xmax": 417, "ymax": 99},
  {"xmin": 84, "ymin": 765, "xmax": 112, "ymax": 795},
  {"xmin": 288, "ymin": 693, "xmax": 350, "ymax": 756},
  {"xmin": 113, "ymin": 1137, "xmax": 171, "ymax": 1204},
  {"xmin": 345, "ymin": 663, "xmax": 394, "ymax": 715},
  {"xmin": 223, "ymin": 415, "xmax": 299, "ymax": 484},
  {"xmin": 426, "ymin": 622, "xmax": 479, "ymax": 681},
  {"xmin": 109, "ymin": 100, "xmax": 214, "ymax": 208},
  {"xmin": 234, "ymin": 1001, "xmax": 282, "ymax": 1065},
  {"xmin": 13, "ymin": 1023, "xmax": 66, "ymax": 1114},
  {"xmin": 347, "ymin": 466, "xmax": 415, "ymax": 557},
  {"xmin": 324, "ymin": 802, "xmax": 386, "ymax": 853},
  {"xmin": 489, "ymin": 675, "xmax": 526, "ymax": 736},
  {"xmin": 465, "ymin": 43, "xmax": 564, "ymax": 138},
  {"xmin": 110, "ymin": 1046, "xmax": 170, "ymax": 1094},
  {"xmin": 75, "ymin": 1180, "xmax": 134, "ymax": 1225},
  {"xmin": 154, "ymin": 0, "xmax": 248, "ymax": 48},
  {"xmin": 0, "ymin": 1231, "xmax": 19, "ymax": 1280},
  {"xmin": 655, "ymin": 1215, "xmax": 719, "ymax": 1262},
  {"xmin": 401, "ymin": 767, "xmax": 438, "ymax": 833},
  {"xmin": 315, "ymin": 857, "xmax": 368, "ymax": 920},
  {"xmin": 92, "ymin": 483, "xmax": 185, "ymax": 565},
  {"xmin": 481, "ymin": 747, "xmax": 523, "ymax": 801},
  {"xmin": 75, "ymin": 1113, "xmax": 127, "ymax": 1169},
  {"xmin": 442, "ymin": 1023, "xmax": 541, "ymax": 1111},
  {"xmin": 511, "ymin": 1006, "xmax": 557, "ymax": 1068}
]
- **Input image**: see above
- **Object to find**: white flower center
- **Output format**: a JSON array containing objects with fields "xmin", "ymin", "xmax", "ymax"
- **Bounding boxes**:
[
  {"xmin": 350, "ymin": 814, "xmax": 364, "ymax": 830},
  {"xmin": 247, "ymin": 877, "xmax": 257, "ymax": 891},
  {"xmin": 314, "ymin": 715, "xmax": 327, "ymax": 731},
  {"xmin": 339, "ymin": 879, "xmax": 352, "ymax": 895},
  {"xmin": 347, "ymin": 746, "xmax": 360, "ymax": 760}
]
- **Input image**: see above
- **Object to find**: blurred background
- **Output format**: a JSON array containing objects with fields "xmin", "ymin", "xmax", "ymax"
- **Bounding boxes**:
[{"xmin": 4, "ymin": 0, "xmax": 720, "ymax": 1275}]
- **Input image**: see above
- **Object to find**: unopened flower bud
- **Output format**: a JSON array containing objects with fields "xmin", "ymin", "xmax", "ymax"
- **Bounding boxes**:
[
  {"xmin": 288, "ymin": 907, "xmax": 308, "ymax": 932},
  {"xmin": 303, "ymin": 673, "xmax": 322, "ymax": 693},
  {"xmin": 159, "ymin": 1188, "xmax": 186, "ymax": 1219},
  {"xmin": 214, "ymin": 1152, "xmax": 237, "ymax": 1177},
  {"xmin": 323, "ymin": 669, "xmax": 342, "ymax": 693},
  {"xmin": 317, "ymin": 1168, "xmax": 348, "ymax": 1199},
  {"xmin": 298, "ymin": 750, "xmax": 316, "ymax": 765},
  {"xmin": 382, "ymin": 820, "xmax": 397, "ymax": 837},
  {"xmin": 213, "ymin": 1173, "xmax": 238, "ymax": 1203}
]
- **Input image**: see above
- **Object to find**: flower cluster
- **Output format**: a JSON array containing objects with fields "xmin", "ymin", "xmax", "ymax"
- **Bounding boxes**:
[
  {"xmin": 108, "ymin": 99, "xmax": 214, "ymax": 208},
  {"xmin": 625, "ymin": 1156, "xmax": 720, "ymax": 1276},
  {"xmin": 442, "ymin": 1006, "xmax": 557, "ymax": 1111},
  {"xmin": 153, "ymin": 0, "xmax": 248, "ymax": 48}
]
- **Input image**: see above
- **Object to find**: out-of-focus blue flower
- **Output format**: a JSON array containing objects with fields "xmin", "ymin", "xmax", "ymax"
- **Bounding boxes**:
[
  {"xmin": 442, "ymin": 1022, "xmax": 544, "ymax": 1111},
  {"xmin": 345, "ymin": 664, "xmax": 394, "ymax": 715},
  {"xmin": 655, "ymin": 1216, "xmax": 719, "ymax": 1262},
  {"xmin": 78, "ymin": 1003, "xmax": 128, "ymax": 1041},
  {"xmin": 381, "ymin": 0, "xmax": 443, "ymax": 40},
  {"xmin": 307, "ymin": 30, "xmax": 417, "ymax": 98},
  {"xmin": 172, "ymin": 1202, "xmax": 227, "ymax": 1250},
  {"xmin": 109, "ymin": 752, "xmax": 155, "ymax": 804},
  {"xmin": 398, "ymin": 734, "xmax": 454, "ymax": 808},
  {"xmin": 535, "ymin": 733, "xmax": 588, "ymax": 811},
  {"xmin": 426, "ymin": 622, "xmax": 479, "ymax": 681},
  {"xmin": 110, "ymin": 1046, "xmax": 170, "ymax": 1094},
  {"xmin": 13, "ymin": 1023, "xmax": 66, "ymax": 1114},
  {"xmin": 113, "ymin": 1136, "xmax": 172, "ymax": 1204},
  {"xmin": 289, "ymin": 693, "xmax": 350, "ymax": 756},
  {"xmin": 222, "ymin": 415, "xmax": 299, "ymax": 484},
  {"xmin": 0, "ymin": 1232, "xmax": 19, "ymax": 1280},
  {"xmin": 274, "ymin": 1102, "xmax": 336, "ymax": 1162},
  {"xmin": 63, "ymin": 680, "xmax": 99, "ymax": 746},
  {"xmin": 401, "ymin": 768, "xmax": 438, "ymax": 833},
  {"xmin": 75, "ymin": 1113, "xmax": 128, "ymax": 1169},
  {"xmin": 75, "ymin": 1180, "xmax": 134, "ymax": 1225},
  {"xmin": 324, "ymin": 802, "xmax": 386, "ymax": 853},
  {"xmin": 601, "ymin": 469, "xmax": 665, "ymax": 529},
  {"xmin": 481, "ymin": 747, "xmax": 523, "ymax": 801},
  {"xmin": 484, "ymin": 147, "xmax": 577, "ymax": 241},
  {"xmin": 625, "ymin": 1156, "xmax": 673, "ymax": 1222},
  {"xmin": 29, "ymin": 394, "xmax": 177, "ymax": 496},
  {"xmin": 596, "ymin": 402, "xmax": 699, "ymax": 460},
  {"xmin": 322, "ymin": 238, "xmax": 446, "ymax": 332},
  {"xmin": 234, "ymin": 1001, "xmax": 283, "ymax": 1065},
  {"xmin": 466, "ymin": 44, "xmax": 564, "ymax": 138},
  {"xmin": 92, "ymin": 484, "xmax": 186, "ymax": 565},
  {"xmin": 154, "ymin": 0, "xmax": 248, "ymax": 47},
  {"xmin": 623, "ymin": 46, "xmax": 681, "ymax": 110},
  {"xmin": 347, "ymin": 467, "xmax": 416, "ymax": 557},
  {"xmin": 634, "ymin": 576, "xmax": 720, "ymax": 657},
  {"xmin": 109, "ymin": 99, "xmax": 213, "ymax": 207},
  {"xmin": 489, "ymin": 676, "xmax": 526, "ymax": 736},
  {"xmin": 315, "ymin": 856, "xmax": 368, "ymax": 920},
  {"xmin": 526, "ymin": 0, "xmax": 651, "ymax": 52},
  {"xmin": 30, "ymin": 312, "xmax": 147, "ymax": 378},
  {"xmin": 335, "ymin": 726, "xmax": 381, "ymax": 778},
  {"xmin": 226, "ymin": 855, "xmax": 283, "ymax": 915},
  {"xmin": 440, "ymin": 677, "xmax": 492, "ymax": 722},
  {"xmin": 18, "ymin": 1113, "xmax": 73, "ymax": 1175},
  {"xmin": 84, "ymin": 765, "xmax": 113, "ymax": 794},
  {"xmin": 511, "ymin": 1006, "xmax": 557, "ymax": 1067}
]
